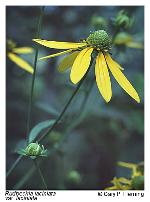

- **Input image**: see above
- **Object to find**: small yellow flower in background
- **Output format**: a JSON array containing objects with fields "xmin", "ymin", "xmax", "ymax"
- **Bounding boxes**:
[
  {"xmin": 106, "ymin": 177, "xmax": 131, "ymax": 190},
  {"xmin": 33, "ymin": 30, "xmax": 140, "ymax": 103},
  {"xmin": 117, "ymin": 161, "xmax": 144, "ymax": 178},
  {"xmin": 114, "ymin": 32, "xmax": 144, "ymax": 49},
  {"xmin": 105, "ymin": 161, "xmax": 144, "ymax": 190},
  {"xmin": 7, "ymin": 39, "xmax": 34, "ymax": 74}
]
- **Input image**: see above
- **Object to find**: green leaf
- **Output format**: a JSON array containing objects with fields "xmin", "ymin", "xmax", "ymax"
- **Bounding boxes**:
[{"xmin": 29, "ymin": 120, "xmax": 55, "ymax": 143}]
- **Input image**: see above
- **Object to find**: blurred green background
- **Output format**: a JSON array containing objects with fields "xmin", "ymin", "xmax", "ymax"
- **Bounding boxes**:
[{"xmin": 6, "ymin": 6, "xmax": 144, "ymax": 190}]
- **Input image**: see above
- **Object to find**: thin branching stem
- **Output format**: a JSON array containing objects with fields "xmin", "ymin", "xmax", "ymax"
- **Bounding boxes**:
[
  {"xmin": 37, "ymin": 58, "xmax": 94, "ymax": 143},
  {"xmin": 6, "ymin": 6, "xmax": 45, "ymax": 178},
  {"xmin": 6, "ymin": 155, "xmax": 22, "ymax": 178},
  {"xmin": 7, "ymin": 57, "xmax": 94, "ymax": 179},
  {"xmin": 13, "ymin": 75, "xmax": 94, "ymax": 189},
  {"xmin": 34, "ymin": 159, "xmax": 48, "ymax": 190},
  {"xmin": 26, "ymin": 6, "xmax": 45, "ymax": 145},
  {"xmin": 7, "ymin": 19, "xmax": 95, "ymax": 180}
]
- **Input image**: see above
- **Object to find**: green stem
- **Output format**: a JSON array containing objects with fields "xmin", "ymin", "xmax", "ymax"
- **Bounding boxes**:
[
  {"xmin": 56, "ymin": 79, "xmax": 94, "ymax": 144},
  {"xmin": 13, "ymin": 165, "xmax": 35, "ymax": 189},
  {"xmin": 6, "ymin": 6, "xmax": 45, "ymax": 179},
  {"xmin": 34, "ymin": 159, "xmax": 48, "ymax": 190},
  {"xmin": 6, "ymin": 64, "xmax": 92, "ymax": 179},
  {"xmin": 13, "ymin": 77, "xmax": 94, "ymax": 189},
  {"xmin": 37, "ymin": 60, "xmax": 93, "ymax": 143},
  {"xmin": 7, "ymin": 33, "xmax": 94, "ymax": 180},
  {"xmin": 6, "ymin": 155, "xmax": 22, "ymax": 178},
  {"xmin": 26, "ymin": 6, "xmax": 45, "ymax": 145},
  {"xmin": 79, "ymin": 79, "xmax": 94, "ymax": 113}
]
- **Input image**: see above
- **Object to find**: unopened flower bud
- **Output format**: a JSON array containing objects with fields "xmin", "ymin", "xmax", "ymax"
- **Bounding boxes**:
[{"xmin": 114, "ymin": 10, "xmax": 134, "ymax": 29}]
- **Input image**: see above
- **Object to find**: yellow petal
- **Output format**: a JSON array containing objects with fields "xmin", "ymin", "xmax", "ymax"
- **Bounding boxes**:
[
  {"xmin": 12, "ymin": 47, "xmax": 34, "ymax": 54},
  {"xmin": 58, "ymin": 51, "xmax": 79, "ymax": 72},
  {"xmin": 32, "ymin": 39, "xmax": 86, "ymax": 49},
  {"xmin": 126, "ymin": 41, "xmax": 144, "ymax": 49},
  {"xmin": 105, "ymin": 53, "xmax": 140, "ymax": 103},
  {"xmin": 70, "ymin": 48, "xmax": 93, "ymax": 84},
  {"xmin": 39, "ymin": 49, "xmax": 72, "ymax": 60},
  {"xmin": 7, "ymin": 52, "xmax": 33, "ymax": 74},
  {"xmin": 95, "ymin": 53, "xmax": 112, "ymax": 102},
  {"xmin": 105, "ymin": 186, "xmax": 118, "ymax": 190},
  {"xmin": 117, "ymin": 161, "xmax": 137, "ymax": 169},
  {"xmin": 106, "ymin": 54, "xmax": 124, "ymax": 70},
  {"xmin": 118, "ymin": 177, "xmax": 131, "ymax": 185}
]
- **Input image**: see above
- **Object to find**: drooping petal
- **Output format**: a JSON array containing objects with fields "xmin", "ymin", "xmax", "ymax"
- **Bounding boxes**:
[
  {"xmin": 58, "ymin": 51, "xmax": 79, "ymax": 72},
  {"xmin": 105, "ymin": 53, "xmax": 140, "ymax": 103},
  {"xmin": 12, "ymin": 47, "xmax": 34, "ymax": 54},
  {"xmin": 106, "ymin": 54, "xmax": 124, "ymax": 70},
  {"xmin": 39, "ymin": 49, "xmax": 72, "ymax": 60},
  {"xmin": 95, "ymin": 53, "xmax": 112, "ymax": 102},
  {"xmin": 70, "ymin": 48, "xmax": 93, "ymax": 84},
  {"xmin": 32, "ymin": 39, "xmax": 86, "ymax": 49},
  {"xmin": 7, "ymin": 52, "xmax": 33, "ymax": 74}
]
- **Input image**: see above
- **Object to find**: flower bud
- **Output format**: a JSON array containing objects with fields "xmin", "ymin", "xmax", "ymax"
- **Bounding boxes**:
[
  {"xmin": 18, "ymin": 142, "xmax": 47, "ymax": 159},
  {"xmin": 25, "ymin": 143, "xmax": 42, "ymax": 156},
  {"xmin": 48, "ymin": 131, "xmax": 62, "ymax": 145},
  {"xmin": 114, "ymin": 10, "xmax": 134, "ymax": 29},
  {"xmin": 91, "ymin": 16, "xmax": 107, "ymax": 30},
  {"xmin": 67, "ymin": 170, "xmax": 81, "ymax": 185}
]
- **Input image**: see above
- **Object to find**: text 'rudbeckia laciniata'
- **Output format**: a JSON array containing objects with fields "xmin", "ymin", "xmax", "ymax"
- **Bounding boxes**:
[{"xmin": 33, "ymin": 30, "xmax": 140, "ymax": 103}]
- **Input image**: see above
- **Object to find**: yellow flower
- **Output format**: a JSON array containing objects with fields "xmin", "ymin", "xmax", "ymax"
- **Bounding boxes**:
[
  {"xmin": 105, "ymin": 177, "xmax": 131, "ymax": 190},
  {"xmin": 117, "ymin": 161, "xmax": 143, "ymax": 177},
  {"xmin": 7, "ymin": 39, "xmax": 34, "ymax": 74},
  {"xmin": 105, "ymin": 161, "xmax": 144, "ymax": 190},
  {"xmin": 33, "ymin": 30, "xmax": 140, "ymax": 103}
]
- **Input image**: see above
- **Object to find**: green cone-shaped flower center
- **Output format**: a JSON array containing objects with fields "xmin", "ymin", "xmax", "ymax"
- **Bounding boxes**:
[
  {"xmin": 25, "ymin": 143, "xmax": 42, "ymax": 156},
  {"xmin": 86, "ymin": 30, "xmax": 112, "ymax": 51}
]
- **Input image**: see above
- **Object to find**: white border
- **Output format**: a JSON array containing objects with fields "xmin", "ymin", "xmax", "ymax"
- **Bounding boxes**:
[
  {"xmin": 0, "ymin": 0, "xmax": 147, "ymax": 6},
  {"xmin": 1, "ymin": 0, "xmax": 150, "ymax": 201}
]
